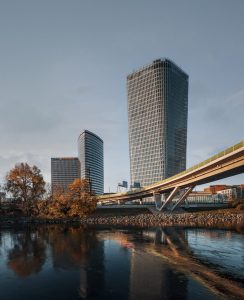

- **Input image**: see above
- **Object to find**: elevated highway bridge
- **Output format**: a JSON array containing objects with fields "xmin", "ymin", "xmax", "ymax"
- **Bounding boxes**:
[{"xmin": 99, "ymin": 141, "xmax": 244, "ymax": 211}]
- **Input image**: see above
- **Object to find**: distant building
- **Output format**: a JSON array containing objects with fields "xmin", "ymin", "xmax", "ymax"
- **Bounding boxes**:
[
  {"xmin": 144, "ymin": 190, "xmax": 227, "ymax": 205},
  {"xmin": 203, "ymin": 184, "xmax": 244, "ymax": 201},
  {"xmin": 185, "ymin": 191, "xmax": 226, "ymax": 204},
  {"xmin": 78, "ymin": 130, "xmax": 104, "ymax": 195},
  {"xmin": 127, "ymin": 58, "xmax": 188, "ymax": 187},
  {"xmin": 236, "ymin": 185, "xmax": 244, "ymax": 199},
  {"xmin": 217, "ymin": 185, "xmax": 244, "ymax": 201},
  {"xmin": 51, "ymin": 157, "xmax": 80, "ymax": 192},
  {"xmin": 203, "ymin": 185, "xmax": 231, "ymax": 194}
]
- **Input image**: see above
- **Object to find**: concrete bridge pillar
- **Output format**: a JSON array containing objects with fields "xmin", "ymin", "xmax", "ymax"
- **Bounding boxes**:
[{"xmin": 153, "ymin": 193, "xmax": 162, "ymax": 210}]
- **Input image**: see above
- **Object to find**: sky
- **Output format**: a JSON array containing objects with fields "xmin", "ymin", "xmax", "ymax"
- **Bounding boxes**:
[{"xmin": 0, "ymin": 0, "xmax": 243, "ymax": 192}]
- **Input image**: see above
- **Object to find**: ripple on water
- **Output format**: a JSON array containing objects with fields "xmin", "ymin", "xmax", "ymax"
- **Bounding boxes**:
[{"xmin": 0, "ymin": 226, "xmax": 243, "ymax": 300}]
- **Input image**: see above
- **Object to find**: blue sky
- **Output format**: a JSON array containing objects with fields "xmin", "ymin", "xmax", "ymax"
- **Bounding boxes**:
[{"xmin": 0, "ymin": 0, "xmax": 243, "ymax": 192}]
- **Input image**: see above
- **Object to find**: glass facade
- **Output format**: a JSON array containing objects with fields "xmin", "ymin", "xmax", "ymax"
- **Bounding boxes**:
[
  {"xmin": 51, "ymin": 157, "xmax": 81, "ymax": 191},
  {"xmin": 78, "ymin": 130, "xmax": 104, "ymax": 195},
  {"xmin": 127, "ymin": 59, "xmax": 188, "ymax": 187}
]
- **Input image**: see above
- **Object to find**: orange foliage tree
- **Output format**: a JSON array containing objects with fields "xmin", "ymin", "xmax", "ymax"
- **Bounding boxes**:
[
  {"xmin": 38, "ymin": 179, "xmax": 97, "ymax": 218},
  {"xmin": 5, "ymin": 163, "xmax": 46, "ymax": 216},
  {"xmin": 67, "ymin": 179, "xmax": 97, "ymax": 217}
]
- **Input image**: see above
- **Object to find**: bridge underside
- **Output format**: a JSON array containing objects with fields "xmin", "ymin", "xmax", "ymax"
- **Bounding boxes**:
[{"xmin": 112, "ymin": 163, "xmax": 243, "ymax": 201}]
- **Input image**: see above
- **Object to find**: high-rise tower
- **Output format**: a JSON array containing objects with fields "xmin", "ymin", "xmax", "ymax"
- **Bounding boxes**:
[
  {"xmin": 127, "ymin": 59, "xmax": 188, "ymax": 187},
  {"xmin": 78, "ymin": 130, "xmax": 104, "ymax": 195}
]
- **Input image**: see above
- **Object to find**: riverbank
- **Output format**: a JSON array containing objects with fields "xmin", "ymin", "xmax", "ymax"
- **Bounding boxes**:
[
  {"xmin": 1, "ymin": 208, "xmax": 243, "ymax": 231},
  {"xmin": 81, "ymin": 209, "xmax": 244, "ymax": 231}
]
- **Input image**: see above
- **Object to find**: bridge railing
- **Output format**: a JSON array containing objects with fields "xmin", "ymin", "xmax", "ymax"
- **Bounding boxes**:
[{"xmin": 99, "ymin": 140, "xmax": 244, "ymax": 199}]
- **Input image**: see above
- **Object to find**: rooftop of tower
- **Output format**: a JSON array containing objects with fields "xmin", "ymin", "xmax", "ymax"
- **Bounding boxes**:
[
  {"xmin": 51, "ymin": 157, "xmax": 79, "ymax": 160},
  {"xmin": 78, "ymin": 129, "xmax": 103, "ymax": 143},
  {"xmin": 127, "ymin": 58, "xmax": 189, "ymax": 80}
]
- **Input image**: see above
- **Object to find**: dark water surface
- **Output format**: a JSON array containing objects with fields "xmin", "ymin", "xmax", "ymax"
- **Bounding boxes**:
[{"xmin": 0, "ymin": 225, "xmax": 243, "ymax": 300}]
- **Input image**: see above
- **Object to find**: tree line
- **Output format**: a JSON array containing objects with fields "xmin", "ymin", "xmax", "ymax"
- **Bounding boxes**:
[{"xmin": 1, "ymin": 163, "xmax": 97, "ymax": 218}]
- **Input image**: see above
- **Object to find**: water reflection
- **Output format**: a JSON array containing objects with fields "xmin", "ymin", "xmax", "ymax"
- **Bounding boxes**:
[
  {"xmin": 44, "ymin": 226, "xmax": 105, "ymax": 299},
  {"xmin": 0, "ymin": 225, "xmax": 243, "ymax": 300},
  {"xmin": 7, "ymin": 229, "xmax": 46, "ymax": 277},
  {"xmin": 129, "ymin": 244, "xmax": 189, "ymax": 300},
  {"xmin": 186, "ymin": 228, "xmax": 244, "ymax": 281},
  {"xmin": 47, "ymin": 227, "xmax": 98, "ymax": 269},
  {"xmin": 98, "ymin": 227, "xmax": 244, "ymax": 299}
]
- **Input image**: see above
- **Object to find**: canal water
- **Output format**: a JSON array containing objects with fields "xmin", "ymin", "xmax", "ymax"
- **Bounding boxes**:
[{"xmin": 0, "ymin": 225, "xmax": 243, "ymax": 300}]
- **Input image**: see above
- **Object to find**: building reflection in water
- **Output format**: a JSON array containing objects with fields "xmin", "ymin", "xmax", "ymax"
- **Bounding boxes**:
[
  {"xmin": 2, "ymin": 225, "xmax": 242, "ymax": 300},
  {"xmin": 129, "ymin": 228, "xmax": 188, "ymax": 300},
  {"xmin": 3, "ymin": 226, "xmax": 202, "ymax": 299},
  {"xmin": 82, "ymin": 238, "xmax": 104, "ymax": 298},
  {"xmin": 99, "ymin": 229, "xmax": 190, "ymax": 300},
  {"xmin": 5, "ymin": 226, "xmax": 105, "ymax": 299},
  {"xmin": 130, "ymin": 247, "xmax": 188, "ymax": 300},
  {"xmin": 46, "ymin": 226, "xmax": 105, "ymax": 299}
]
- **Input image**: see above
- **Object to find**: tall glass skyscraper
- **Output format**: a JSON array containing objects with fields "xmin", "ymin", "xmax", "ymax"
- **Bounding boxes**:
[
  {"xmin": 78, "ymin": 130, "xmax": 104, "ymax": 195},
  {"xmin": 127, "ymin": 59, "xmax": 188, "ymax": 187}
]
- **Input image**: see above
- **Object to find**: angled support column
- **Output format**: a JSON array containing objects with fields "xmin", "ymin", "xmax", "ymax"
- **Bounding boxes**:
[
  {"xmin": 154, "ymin": 187, "xmax": 180, "ymax": 211},
  {"xmin": 171, "ymin": 186, "xmax": 195, "ymax": 212},
  {"xmin": 160, "ymin": 186, "xmax": 180, "ymax": 211}
]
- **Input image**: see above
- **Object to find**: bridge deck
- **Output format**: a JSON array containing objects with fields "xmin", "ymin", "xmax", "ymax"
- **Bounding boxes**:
[{"xmin": 99, "ymin": 141, "xmax": 244, "ymax": 202}]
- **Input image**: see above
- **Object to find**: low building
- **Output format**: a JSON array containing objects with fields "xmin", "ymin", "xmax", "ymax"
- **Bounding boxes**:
[
  {"xmin": 204, "ymin": 185, "xmax": 231, "ymax": 194},
  {"xmin": 185, "ymin": 191, "xmax": 227, "ymax": 204},
  {"xmin": 236, "ymin": 185, "xmax": 244, "ymax": 199},
  {"xmin": 141, "ymin": 190, "xmax": 227, "ymax": 206},
  {"xmin": 217, "ymin": 185, "xmax": 244, "ymax": 201}
]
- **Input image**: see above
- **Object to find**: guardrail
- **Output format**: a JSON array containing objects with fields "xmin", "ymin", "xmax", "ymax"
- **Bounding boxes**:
[{"xmin": 146, "ymin": 141, "xmax": 244, "ymax": 189}]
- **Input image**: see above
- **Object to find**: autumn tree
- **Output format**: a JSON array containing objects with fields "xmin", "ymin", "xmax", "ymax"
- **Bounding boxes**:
[
  {"xmin": 67, "ymin": 179, "xmax": 97, "ymax": 217},
  {"xmin": 38, "ymin": 179, "xmax": 97, "ymax": 218},
  {"xmin": 5, "ymin": 163, "xmax": 46, "ymax": 216}
]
